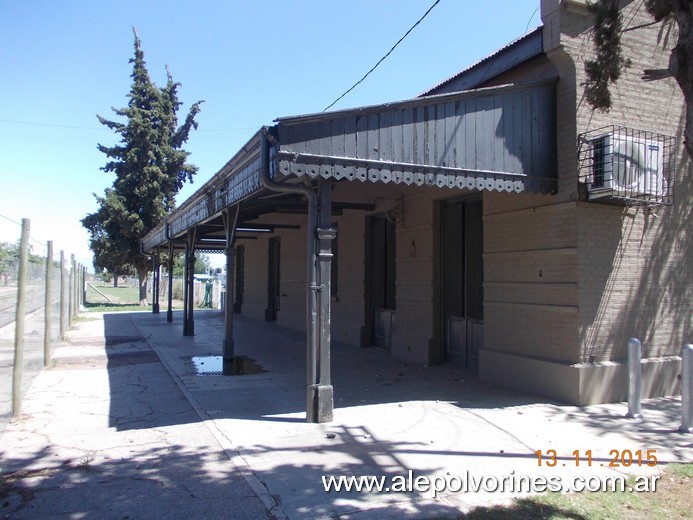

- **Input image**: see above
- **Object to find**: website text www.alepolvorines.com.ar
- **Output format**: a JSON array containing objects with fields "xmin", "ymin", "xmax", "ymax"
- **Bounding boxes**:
[{"xmin": 321, "ymin": 470, "xmax": 660, "ymax": 498}]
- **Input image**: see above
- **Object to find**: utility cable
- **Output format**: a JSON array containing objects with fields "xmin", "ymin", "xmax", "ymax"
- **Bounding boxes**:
[
  {"xmin": 323, "ymin": 0, "xmax": 442, "ymax": 112},
  {"xmin": 524, "ymin": 7, "xmax": 539, "ymax": 34}
]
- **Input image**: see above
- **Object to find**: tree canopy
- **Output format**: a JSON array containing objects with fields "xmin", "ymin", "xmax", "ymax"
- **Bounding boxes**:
[
  {"xmin": 83, "ymin": 29, "xmax": 202, "ymax": 303},
  {"xmin": 173, "ymin": 253, "xmax": 211, "ymax": 277},
  {"xmin": 0, "ymin": 241, "xmax": 45, "ymax": 276},
  {"xmin": 584, "ymin": 0, "xmax": 693, "ymax": 157}
]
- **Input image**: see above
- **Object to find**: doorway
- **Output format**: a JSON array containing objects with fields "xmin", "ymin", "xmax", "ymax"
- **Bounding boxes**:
[
  {"xmin": 366, "ymin": 215, "xmax": 396, "ymax": 348},
  {"xmin": 440, "ymin": 197, "xmax": 483, "ymax": 371},
  {"xmin": 265, "ymin": 238, "xmax": 280, "ymax": 321}
]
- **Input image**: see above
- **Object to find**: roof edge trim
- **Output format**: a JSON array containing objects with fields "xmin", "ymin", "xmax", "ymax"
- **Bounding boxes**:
[{"xmin": 275, "ymin": 78, "xmax": 556, "ymax": 126}]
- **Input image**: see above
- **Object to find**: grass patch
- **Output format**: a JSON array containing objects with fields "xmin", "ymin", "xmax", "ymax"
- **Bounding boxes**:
[
  {"xmin": 85, "ymin": 283, "xmax": 145, "ymax": 312},
  {"xmin": 459, "ymin": 463, "xmax": 692, "ymax": 519},
  {"xmin": 84, "ymin": 283, "xmax": 185, "ymax": 313},
  {"xmin": 86, "ymin": 283, "xmax": 140, "ymax": 305}
]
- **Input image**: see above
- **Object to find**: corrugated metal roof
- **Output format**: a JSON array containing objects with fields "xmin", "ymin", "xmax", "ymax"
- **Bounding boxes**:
[
  {"xmin": 276, "ymin": 77, "xmax": 540, "ymax": 126},
  {"xmin": 419, "ymin": 26, "xmax": 543, "ymax": 96}
]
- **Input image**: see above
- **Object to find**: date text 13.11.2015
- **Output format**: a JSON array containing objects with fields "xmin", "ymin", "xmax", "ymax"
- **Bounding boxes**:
[{"xmin": 535, "ymin": 449, "xmax": 658, "ymax": 467}]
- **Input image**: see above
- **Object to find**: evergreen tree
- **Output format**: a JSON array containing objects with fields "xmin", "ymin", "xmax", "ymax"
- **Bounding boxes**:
[
  {"xmin": 584, "ymin": 0, "xmax": 693, "ymax": 158},
  {"xmin": 83, "ymin": 29, "xmax": 202, "ymax": 304}
]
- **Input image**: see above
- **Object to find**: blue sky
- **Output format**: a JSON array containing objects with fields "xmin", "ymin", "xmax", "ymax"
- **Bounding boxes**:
[{"xmin": 0, "ymin": 0, "xmax": 540, "ymax": 269}]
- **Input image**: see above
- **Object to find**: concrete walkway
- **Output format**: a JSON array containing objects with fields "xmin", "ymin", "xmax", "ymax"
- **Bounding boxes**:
[{"xmin": 1, "ymin": 310, "xmax": 690, "ymax": 519}]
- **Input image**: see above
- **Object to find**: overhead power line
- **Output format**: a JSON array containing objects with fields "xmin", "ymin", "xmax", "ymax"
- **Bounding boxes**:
[
  {"xmin": 0, "ymin": 118, "xmax": 100, "ymax": 131},
  {"xmin": 323, "ymin": 0, "xmax": 442, "ymax": 112},
  {"xmin": 0, "ymin": 213, "xmax": 22, "ymax": 227},
  {"xmin": 524, "ymin": 7, "xmax": 539, "ymax": 34},
  {"xmin": 0, "ymin": 117, "xmax": 254, "ymax": 134},
  {"xmin": 0, "ymin": 214, "xmax": 48, "ymax": 248}
]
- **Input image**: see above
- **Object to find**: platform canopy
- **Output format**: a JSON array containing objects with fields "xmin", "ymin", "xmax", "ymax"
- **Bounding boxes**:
[{"xmin": 143, "ymin": 80, "xmax": 557, "ymax": 253}]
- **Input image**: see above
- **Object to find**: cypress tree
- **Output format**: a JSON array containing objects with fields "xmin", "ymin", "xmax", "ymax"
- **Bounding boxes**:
[{"xmin": 83, "ymin": 29, "xmax": 202, "ymax": 303}]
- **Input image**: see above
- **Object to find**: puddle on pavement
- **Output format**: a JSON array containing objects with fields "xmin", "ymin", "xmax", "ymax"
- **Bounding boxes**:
[{"xmin": 191, "ymin": 355, "xmax": 266, "ymax": 376}]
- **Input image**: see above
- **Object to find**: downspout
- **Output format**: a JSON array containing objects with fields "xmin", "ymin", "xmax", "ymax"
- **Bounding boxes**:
[{"xmin": 260, "ymin": 128, "xmax": 320, "ymax": 423}]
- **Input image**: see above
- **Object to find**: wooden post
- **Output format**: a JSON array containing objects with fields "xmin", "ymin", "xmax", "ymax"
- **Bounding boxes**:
[
  {"xmin": 73, "ymin": 260, "xmax": 79, "ymax": 316},
  {"xmin": 12, "ymin": 218, "xmax": 30, "ymax": 417},
  {"xmin": 75, "ymin": 263, "xmax": 79, "ymax": 312},
  {"xmin": 59, "ymin": 250, "xmax": 66, "ymax": 339},
  {"xmin": 78, "ymin": 264, "xmax": 83, "ymax": 307},
  {"xmin": 68, "ymin": 254, "xmax": 75, "ymax": 327},
  {"xmin": 44, "ymin": 240, "xmax": 53, "ymax": 367}
]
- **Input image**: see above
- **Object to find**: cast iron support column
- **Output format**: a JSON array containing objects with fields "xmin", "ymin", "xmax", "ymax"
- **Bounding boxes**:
[
  {"xmin": 152, "ymin": 248, "xmax": 160, "ymax": 314},
  {"xmin": 305, "ymin": 193, "xmax": 319, "ymax": 423},
  {"xmin": 315, "ymin": 227, "xmax": 336, "ymax": 421},
  {"xmin": 258, "ymin": 129, "xmax": 321, "ymax": 423},
  {"xmin": 167, "ymin": 242, "xmax": 174, "ymax": 323},
  {"xmin": 311, "ymin": 179, "xmax": 336, "ymax": 423},
  {"xmin": 151, "ymin": 254, "xmax": 156, "ymax": 313},
  {"xmin": 223, "ymin": 247, "xmax": 236, "ymax": 373},
  {"xmin": 222, "ymin": 206, "xmax": 239, "ymax": 374},
  {"xmin": 184, "ymin": 228, "xmax": 196, "ymax": 336},
  {"xmin": 183, "ymin": 240, "xmax": 190, "ymax": 335}
]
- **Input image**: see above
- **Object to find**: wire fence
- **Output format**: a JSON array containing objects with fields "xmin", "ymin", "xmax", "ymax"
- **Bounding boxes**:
[{"xmin": 0, "ymin": 218, "xmax": 85, "ymax": 435}]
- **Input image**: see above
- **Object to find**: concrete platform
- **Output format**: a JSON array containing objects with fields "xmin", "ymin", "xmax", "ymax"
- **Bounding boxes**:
[{"xmin": 1, "ymin": 309, "xmax": 690, "ymax": 519}]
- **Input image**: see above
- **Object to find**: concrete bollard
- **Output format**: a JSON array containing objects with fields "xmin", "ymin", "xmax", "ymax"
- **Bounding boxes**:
[
  {"xmin": 680, "ymin": 344, "xmax": 693, "ymax": 434},
  {"xmin": 626, "ymin": 338, "xmax": 642, "ymax": 419}
]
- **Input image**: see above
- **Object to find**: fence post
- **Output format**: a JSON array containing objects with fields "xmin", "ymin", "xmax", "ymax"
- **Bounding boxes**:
[
  {"xmin": 68, "ymin": 255, "xmax": 74, "ymax": 327},
  {"xmin": 76, "ymin": 262, "xmax": 81, "ymax": 311},
  {"xmin": 680, "ymin": 344, "xmax": 693, "ymax": 434},
  {"xmin": 72, "ymin": 258, "xmax": 77, "ymax": 317},
  {"xmin": 626, "ymin": 338, "xmax": 643, "ymax": 419},
  {"xmin": 75, "ymin": 262, "xmax": 79, "ymax": 310},
  {"xmin": 12, "ymin": 218, "xmax": 30, "ymax": 417},
  {"xmin": 82, "ymin": 265, "xmax": 87, "ymax": 306},
  {"xmin": 79, "ymin": 263, "xmax": 83, "ymax": 308},
  {"xmin": 60, "ymin": 250, "xmax": 66, "ymax": 339},
  {"xmin": 44, "ymin": 240, "xmax": 53, "ymax": 367}
]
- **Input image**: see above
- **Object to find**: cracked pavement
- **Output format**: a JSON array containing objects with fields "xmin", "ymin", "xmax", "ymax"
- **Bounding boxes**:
[
  {"xmin": 0, "ymin": 312, "xmax": 272, "ymax": 519},
  {"xmin": 1, "ymin": 310, "xmax": 691, "ymax": 519}
]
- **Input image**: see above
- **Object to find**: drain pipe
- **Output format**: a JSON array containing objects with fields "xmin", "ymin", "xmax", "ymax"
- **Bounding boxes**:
[{"xmin": 260, "ymin": 128, "xmax": 320, "ymax": 423}]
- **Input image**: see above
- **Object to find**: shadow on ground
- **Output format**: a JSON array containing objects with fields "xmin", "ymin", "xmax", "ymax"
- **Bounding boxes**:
[{"xmin": 0, "ymin": 443, "xmax": 267, "ymax": 519}]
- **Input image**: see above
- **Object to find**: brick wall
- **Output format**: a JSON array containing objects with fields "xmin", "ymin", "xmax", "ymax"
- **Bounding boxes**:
[{"xmin": 553, "ymin": 1, "xmax": 691, "ymax": 361}]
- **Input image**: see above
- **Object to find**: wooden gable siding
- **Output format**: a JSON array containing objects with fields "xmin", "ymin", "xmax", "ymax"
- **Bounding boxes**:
[{"xmin": 274, "ymin": 81, "xmax": 556, "ymax": 193}]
